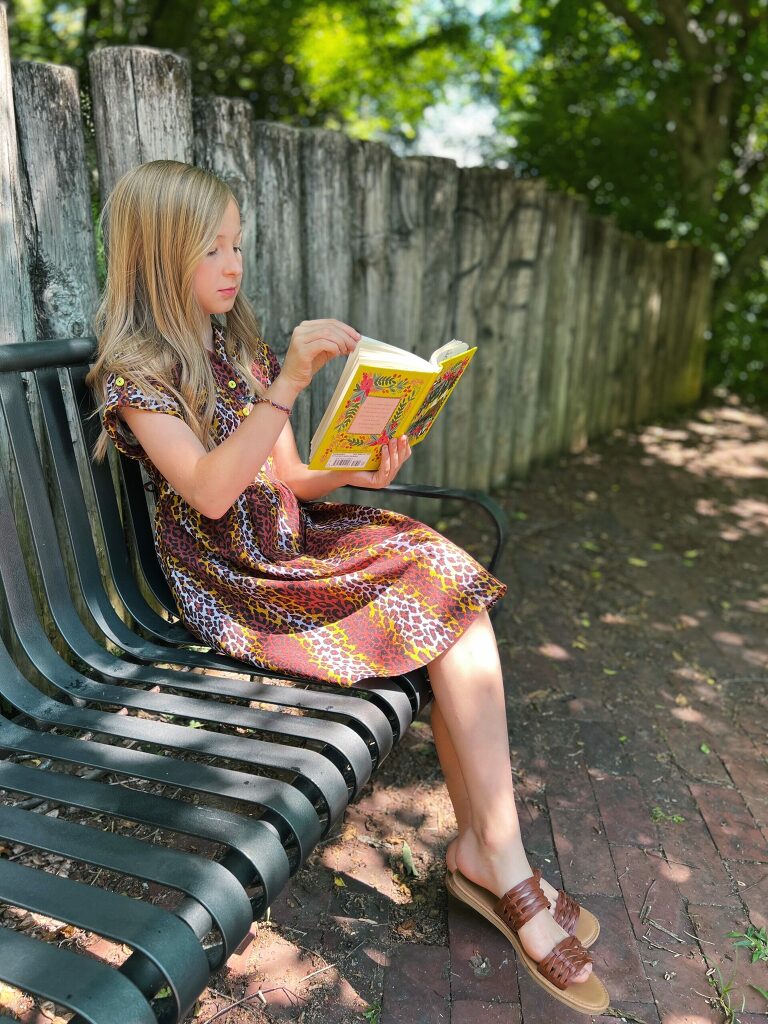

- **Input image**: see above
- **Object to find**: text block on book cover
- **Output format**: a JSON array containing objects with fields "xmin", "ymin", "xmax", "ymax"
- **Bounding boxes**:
[{"xmin": 348, "ymin": 396, "xmax": 400, "ymax": 435}]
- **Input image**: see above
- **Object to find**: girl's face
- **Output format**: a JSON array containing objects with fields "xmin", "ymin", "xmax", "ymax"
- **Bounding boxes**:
[{"xmin": 192, "ymin": 198, "xmax": 243, "ymax": 321}]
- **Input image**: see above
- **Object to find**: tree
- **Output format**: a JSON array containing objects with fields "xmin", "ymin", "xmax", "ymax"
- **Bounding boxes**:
[
  {"xmin": 472, "ymin": 0, "xmax": 768, "ymax": 399},
  {"xmin": 8, "ymin": 0, "xmax": 468, "ymax": 132}
]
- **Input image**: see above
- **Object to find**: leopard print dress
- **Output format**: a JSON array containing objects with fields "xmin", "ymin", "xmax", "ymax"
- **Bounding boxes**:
[{"xmin": 102, "ymin": 323, "xmax": 506, "ymax": 686}]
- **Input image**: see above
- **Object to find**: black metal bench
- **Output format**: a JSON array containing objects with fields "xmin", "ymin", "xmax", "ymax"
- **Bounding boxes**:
[{"xmin": 0, "ymin": 338, "xmax": 508, "ymax": 1024}]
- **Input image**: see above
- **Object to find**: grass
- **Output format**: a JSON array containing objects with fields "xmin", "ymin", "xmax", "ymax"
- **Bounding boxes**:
[
  {"xmin": 702, "ymin": 966, "xmax": 745, "ymax": 1024},
  {"xmin": 729, "ymin": 925, "xmax": 768, "ymax": 964},
  {"xmin": 650, "ymin": 805, "xmax": 686, "ymax": 824}
]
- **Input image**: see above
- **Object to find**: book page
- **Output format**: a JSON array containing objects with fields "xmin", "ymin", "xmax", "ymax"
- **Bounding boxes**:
[{"xmin": 429, "ymin": 339, "xmax": 469, "ymax": 366}]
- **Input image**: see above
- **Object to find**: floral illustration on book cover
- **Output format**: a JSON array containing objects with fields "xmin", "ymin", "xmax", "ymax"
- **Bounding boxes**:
[
  {"xmin": 315, "ymin": 369, "xmax": 426, "ymax": 467},
  {"xmin": 407, "ymin": 354, "xmax": 473, "ymax": 444}
]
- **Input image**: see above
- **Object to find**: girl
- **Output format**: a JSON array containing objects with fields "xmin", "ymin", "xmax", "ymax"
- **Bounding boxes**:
[{"xmin": 87, "ymin": 160, "xmax": 608, "ymax": 1015}]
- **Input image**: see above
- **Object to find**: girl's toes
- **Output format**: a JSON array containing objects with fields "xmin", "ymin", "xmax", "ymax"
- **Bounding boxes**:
[{"xmin": 572, "ymin": 962, "xmax": 592, "ymax": 983}]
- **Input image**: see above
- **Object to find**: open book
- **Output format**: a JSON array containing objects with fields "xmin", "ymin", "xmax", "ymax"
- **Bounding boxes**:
[{"xmin": 308, "ymin": 335, "xmax": 477, "ymax": 471}]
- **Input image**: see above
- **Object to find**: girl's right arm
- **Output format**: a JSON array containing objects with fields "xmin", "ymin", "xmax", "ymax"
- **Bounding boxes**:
[{"xmin": 119, "ymin": 318, "xmax": 359, "ymax": 519}]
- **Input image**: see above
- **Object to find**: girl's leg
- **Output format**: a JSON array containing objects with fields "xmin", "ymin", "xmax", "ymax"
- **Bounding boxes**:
[
  {"xmin": 429, "ymin": 698, "xmax": 472, "ymax": 843},
  {"xmin": 427, "ymin": 609, "xmax": 591, "ymax": 981},
  {"xmin": 430, "ymin": 698, "xmax": 563, "ymax": 911}
]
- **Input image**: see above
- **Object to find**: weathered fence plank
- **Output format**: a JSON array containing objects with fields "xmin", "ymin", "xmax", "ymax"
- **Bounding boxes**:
[
  {"xmin": 564, "ymin": 206, "xmax": 594, "ymax": 453},
  {"xmin": 589, "ymin": 217, "xmax": 621, "ymax": 438},
  {"xmin": 350, "ymin": 139, "xmax": 393, "ymax": 341},
  {"xmin": 12, "ymin": 62, "xmax": 99, "ymax": 340},
  {"xmin": 89, "ymin": 46, "xmax": 193, "ymax": 201},
  {"xmin": 665, "ymin": 245, "xmax": 695, "ymax": 413},
  {"xmin": 0, "ymin": 9, "xmax": 35, "ymax": 348},
  {"xmin": 193, "ymin": 97, "xmax": 258, "ymax": 311},
  {"xmin": 490, "ymin": 180, "xmax": 540, "ymax": 484},
  {"xmin": 633, "ymin": 242, "xmax": 664, "ymax": 424},
  {"xmin": 605, "ymin": 234, "xmax": 631, "ymax": 434},
  {"xmin": 552, "ymin": 195, "xmax": 588, "ymax": 457},
  {"xmin": 300, "ymin": 128, "xmax": 354, "ymax": 438},
  {"xmin": 410, "ymin": 156, "xmax": 459, "ymax": 515},
  {"xmin": 252, "ymin": 122, "xmax": 311, "ymax": 458},
  {"xmin": 513, "ymin": 188, "xmax": 555, "ymax": 476},
  {"xmin": 676, "ymin": 247, "xmax": 714, "ymax": 408},
  {"xmin": 450, "ymin": 167, "xmax": 520, "ymax": 489}
]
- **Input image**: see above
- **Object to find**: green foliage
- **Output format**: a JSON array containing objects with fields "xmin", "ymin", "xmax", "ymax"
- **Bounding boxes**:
[
  {"xmin": 470, "ymin": 1, "xmax": 768, "ymax": 405},
  {"xmin": 650, "ymin": 805, "xmax": 685, "ymax": 824},
  {"xmin": 8, "ymin": 0, "xmax": 466, "ymax": 134},
  {"xmin": 707, "ymin": 270, "xmax": 768, "ymax": 404},
  {"xmin": 729, "ymin": 925, "xmax": 768, "ymax": 964}
]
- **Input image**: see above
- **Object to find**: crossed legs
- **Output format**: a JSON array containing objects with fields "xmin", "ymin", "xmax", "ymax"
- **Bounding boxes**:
[{"xmin": 425, "ymin": 609, "xmax": 591, "ymax": 982}]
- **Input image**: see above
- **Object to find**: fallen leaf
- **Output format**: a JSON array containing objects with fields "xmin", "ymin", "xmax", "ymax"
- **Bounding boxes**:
[
  {"xmin": 401, "ymin": 841, "xmax": 419, "ymax": 878},
  {"xmin": 334, "ymin": 876, "xmax": 346, "ymax": 888},
  {"xmin": 395, "ymin": 919, "xmax": 417, "ymax": 938}
]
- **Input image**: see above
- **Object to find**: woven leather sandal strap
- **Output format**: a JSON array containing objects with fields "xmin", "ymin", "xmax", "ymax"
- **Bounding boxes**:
[
  {"xmin": 495, "ymin": 873, "xmax": 550, "ymax": 931},
  {"xmin": 554, "ymin": 888, "xmax": 580, "ymax": 936},
  {"xmin": 532, "ymin": 867, "xmax": 580, "ymax": 936},
  {"xmin": 537, "ymin": 936, "xmax": 593, "ymax": 991}
]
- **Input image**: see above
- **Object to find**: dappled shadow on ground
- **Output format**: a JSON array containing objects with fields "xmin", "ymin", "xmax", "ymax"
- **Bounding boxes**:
[
  {"xmin": 207, "ymin": 398, "xmax": 768, "ymax": 1024},
  {"xmin": 9, "ymin": 399, "xmax": 764, "ymax": 1024}
]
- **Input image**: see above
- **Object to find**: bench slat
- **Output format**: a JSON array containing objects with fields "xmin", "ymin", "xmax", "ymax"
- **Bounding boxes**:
[
  {"xmin": 0, "ymin": 859, "xmax": 210, "ymax": 1019},
  {"xmin": 0, "ymin": 926, "xmax": 157, "ymax": 1024},
  {"xmin": 0, "ymin": 760, "xmax": 290, "ymax": 910},
  {"xmin": 0, "ymin": 710, "xmax": 322, "ymax": 860},
  {"xmin": 0, "ymin": 802, "xmax": 252, "ymax": 960}
]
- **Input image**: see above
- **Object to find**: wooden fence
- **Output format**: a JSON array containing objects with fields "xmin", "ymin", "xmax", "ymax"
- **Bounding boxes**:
[{"xmin": 1, "ymin": 20, "xmax": 714, "ymax": 500}]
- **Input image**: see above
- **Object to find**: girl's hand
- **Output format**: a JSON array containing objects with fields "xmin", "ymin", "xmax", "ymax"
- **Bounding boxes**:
[
  {"xmin": 280, "ymin": 319, "xmax": 360, "ymax": 391},
  {"xmin": 355, "ymin": 435, "xmax": 412, "ymax": 490}
]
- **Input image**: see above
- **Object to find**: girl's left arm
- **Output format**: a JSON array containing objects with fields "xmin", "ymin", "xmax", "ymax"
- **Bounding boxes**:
[{"xmin": 271, "ymin": 421, "xmax": 411, "ymax": 499}]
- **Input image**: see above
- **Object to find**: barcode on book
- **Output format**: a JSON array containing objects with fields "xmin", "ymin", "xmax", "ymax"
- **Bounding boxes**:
[{"xmin": 327, "ymin": 453, "xmax": 369, "ymax": 469}]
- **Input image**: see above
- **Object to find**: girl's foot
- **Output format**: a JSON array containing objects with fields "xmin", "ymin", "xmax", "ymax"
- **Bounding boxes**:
[
  {"xmin": 446, "ymin": 836, "xmax": 563, "ymax": 923},
  {"xmin": 450, "ymin": 831, "xmax": 593, "ymax": 984}
]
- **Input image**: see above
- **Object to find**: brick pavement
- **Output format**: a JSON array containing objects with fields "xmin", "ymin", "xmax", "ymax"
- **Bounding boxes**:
[{"xmin": 183, "ymin": 404, "xmax": 768, "ymax": 1024}]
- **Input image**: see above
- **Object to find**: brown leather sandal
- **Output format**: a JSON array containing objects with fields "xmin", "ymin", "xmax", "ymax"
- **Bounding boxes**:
[
  {"xmin": 446, "ymin": 869, "xmax": 610, "ymax": 1015},
  {"xmin": 446, "ymin": 867, "xmax": 600, "ymax": 947}
]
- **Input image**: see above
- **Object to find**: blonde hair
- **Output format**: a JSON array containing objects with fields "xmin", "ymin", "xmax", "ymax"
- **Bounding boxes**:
[{"xmin": 87, "ymin": 160, "xmax": 264, "ymax": 461}]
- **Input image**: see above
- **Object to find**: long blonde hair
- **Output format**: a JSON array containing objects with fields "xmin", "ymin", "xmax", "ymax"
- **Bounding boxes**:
[{"xmin": 87, "ymin": 160, "xmax": 264, "ymax": 461}]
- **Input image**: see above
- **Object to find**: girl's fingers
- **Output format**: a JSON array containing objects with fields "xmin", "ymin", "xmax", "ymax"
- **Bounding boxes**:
[
  {"xmin": 315, "ymin": 319, "xmax": 361, "ymax": 343},
  {"xmin": 299, "ymin": 320, "xmax": 360, "ymax": 348}
]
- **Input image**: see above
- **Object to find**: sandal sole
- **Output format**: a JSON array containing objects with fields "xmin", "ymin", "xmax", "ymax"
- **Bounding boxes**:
[{"xmin": 446, "ymin": 869, "xmax": 610, "ymax": 1015}]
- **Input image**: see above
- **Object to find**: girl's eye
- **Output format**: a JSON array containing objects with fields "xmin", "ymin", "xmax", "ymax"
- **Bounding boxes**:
[
  {"xmin": 234, "ymin": 245, "xmax": 242, "ymax": 253},
  {"xmin": 207, "ymin": 249, "xmax": 218, "ymax": 257}
]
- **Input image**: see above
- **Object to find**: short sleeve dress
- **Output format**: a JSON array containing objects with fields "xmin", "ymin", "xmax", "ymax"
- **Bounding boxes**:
[{"xmin": 102, "ymin": 323, "xmax": 506, "ymax": 686}]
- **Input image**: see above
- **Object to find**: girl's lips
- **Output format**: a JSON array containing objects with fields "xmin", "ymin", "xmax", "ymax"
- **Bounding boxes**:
[{"xmin": 218, "ymin": 287, "xmax": 238, "ymax": 295}]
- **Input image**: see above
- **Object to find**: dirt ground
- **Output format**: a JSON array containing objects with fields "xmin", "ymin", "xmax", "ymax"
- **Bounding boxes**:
[{"xmin": 2, "ymin": 394, "xmax": 767, "ymax": 1024}]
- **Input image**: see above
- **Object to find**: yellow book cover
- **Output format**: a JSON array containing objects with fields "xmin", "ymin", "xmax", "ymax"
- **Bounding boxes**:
[{"xmin": 308, "ymin": 336, "xmax": 477, "ymax": 471}]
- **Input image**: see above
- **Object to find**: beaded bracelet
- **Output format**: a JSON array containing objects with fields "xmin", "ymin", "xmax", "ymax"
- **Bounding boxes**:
[{"xmin": 253, "ymin": 395, "xmax": 292, "ymax": 415}]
